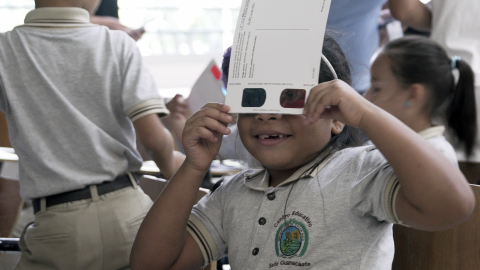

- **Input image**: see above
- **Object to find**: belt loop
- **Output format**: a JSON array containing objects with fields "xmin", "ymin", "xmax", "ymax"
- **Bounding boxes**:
[
  {"xmin": 128, "ymin": 172, "xmax": 139, "ymax": 189},
  {"xmin": 40, "ymin": 198, "xmax": 47, "ymax": 213},
  {"xmin": 89, "ymin": 185, "xmax": 100, "ymax": 202}
]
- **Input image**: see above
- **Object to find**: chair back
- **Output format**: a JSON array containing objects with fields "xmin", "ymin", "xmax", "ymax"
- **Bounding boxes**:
[
  {"xmin": 0, "ymin": 112, "xmax": 11, "ymax": 148},
  {"xmin": 0, "ymin": 178, "xmax": 22, "ymax": 238},
  {"xmin": 392, "ymin": 184, "xmax": 480, "ymax": 269}
]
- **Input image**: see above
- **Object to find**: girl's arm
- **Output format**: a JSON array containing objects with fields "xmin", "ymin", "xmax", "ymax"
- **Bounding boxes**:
[
  {"xmin": 130, "ymin": 103, "xmax": 233, "ymax": 270},
  {"xmin": 304, "ymin": 80, "xmax": 475, "ymax": 231},
  {"xmin": 388, "ymin": 0, "xmax": 432, "ymax": 31}
]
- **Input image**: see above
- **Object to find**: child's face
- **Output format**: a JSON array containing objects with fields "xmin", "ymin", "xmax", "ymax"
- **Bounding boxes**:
[
  {"xmin": 237, "ymin": 114, "xmax": 341, "ymax": 174},
  {"xmin": 364, "ymin": 54, "xmax": 410, "ymax": 122}
]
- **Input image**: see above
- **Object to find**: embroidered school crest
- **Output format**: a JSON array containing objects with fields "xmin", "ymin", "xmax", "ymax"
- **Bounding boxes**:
[{"xmin": 275, "ymin": 219, "xmax": 309, "ymax": 259}]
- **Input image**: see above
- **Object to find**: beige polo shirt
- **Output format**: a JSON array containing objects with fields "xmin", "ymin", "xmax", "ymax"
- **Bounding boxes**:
[
  {"xmin": 188, "ymin": 145, "xmax": 400, "ymax": 269},
  {"xmin": 0, "ymin": 7, "xmax": 168, "ymax": 199}
]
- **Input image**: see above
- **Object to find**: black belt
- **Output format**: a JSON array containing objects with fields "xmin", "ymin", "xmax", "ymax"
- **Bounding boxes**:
[{"xmin": 32, "ymin": 174, "xmax": 137, "ymax": 214}]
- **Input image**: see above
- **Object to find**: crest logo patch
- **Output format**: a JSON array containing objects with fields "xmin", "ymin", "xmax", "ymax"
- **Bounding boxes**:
[{"xmin": 275, "ymin": 219, "xmax": 309, "ymax": 259}]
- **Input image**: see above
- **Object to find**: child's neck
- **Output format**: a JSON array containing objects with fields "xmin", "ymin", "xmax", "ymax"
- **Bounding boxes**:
[
  {"xmin": 35, "ymin": 1, "xmax": 95, "ymax": 15},
  {"xmin": 268, "ymin": 167, "xmax": 299, "ymax": 187},
  {"xmin": 406, "ymin": 117, "xmax": 432, "ymax": 133}
]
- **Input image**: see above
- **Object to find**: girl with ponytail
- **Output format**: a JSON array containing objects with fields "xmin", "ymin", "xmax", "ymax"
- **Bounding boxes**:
[{"xmin": 365, "ymin": 35, "xmax": 476, "ymax": 162}]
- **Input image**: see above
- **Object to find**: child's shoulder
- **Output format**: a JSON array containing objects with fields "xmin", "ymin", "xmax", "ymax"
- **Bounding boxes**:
[
  {"xmin": 336, "ymin": 144, "xmax": 382, "ymax": 157},
  {"xmin": 92, "ymin": 25, "xmax": 137, "ymax": 46},
  {"xmin": 330, "ymin": 145, "xmax": 388, "ymax": 170}
]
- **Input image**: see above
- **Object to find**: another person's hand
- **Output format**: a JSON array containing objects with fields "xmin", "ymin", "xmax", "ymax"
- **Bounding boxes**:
[
  {"xmin": 163, "ymin": 94, "xmax": 190, "ymax": 140},
  {"xmin": 166, "ymin": 94, "xmax": 190, "ymax": 118},
  {"xmin": 182, "ymin": 103, "xmax": 232, "ymax": 172},
  {"xmin": 126, "ymin": 27, "xmax": 145, "ymax": 41}
]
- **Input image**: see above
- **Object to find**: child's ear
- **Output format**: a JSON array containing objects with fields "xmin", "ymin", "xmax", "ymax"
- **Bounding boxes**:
[
  {"xmin": 406, "ymin": 83, "xmax": 429, "ymax": 111},
  {"xmin": 331, "ymin": 120, "xmax": 345, "ymax": 135}
]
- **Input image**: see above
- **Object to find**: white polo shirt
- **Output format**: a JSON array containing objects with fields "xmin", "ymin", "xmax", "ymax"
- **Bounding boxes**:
[
  {"xmin": 0, "ymin": 8, "xmax": 168, "ymax": 199},
  {"xmin": 419, "ymin": 126, "xmax": 458, "ymax": 165},
  {"xmin": 188, "ymin": 145, "xmax": 400, "ymax": 269}
]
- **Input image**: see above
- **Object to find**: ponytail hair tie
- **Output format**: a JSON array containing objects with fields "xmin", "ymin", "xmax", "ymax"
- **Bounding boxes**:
[{"xmin": 450, "ymin": 56, "xmax": 461, "ymax": 70}]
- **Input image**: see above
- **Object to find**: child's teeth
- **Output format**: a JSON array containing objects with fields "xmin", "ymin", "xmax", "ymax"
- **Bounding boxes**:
[{"xmin": 258, "ymin": 134, "xmax": 286, "ymax": 139}]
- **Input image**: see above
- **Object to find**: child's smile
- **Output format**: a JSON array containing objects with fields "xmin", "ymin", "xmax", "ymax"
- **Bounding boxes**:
[
  {"xmin": 238, "ymin": 113, "xmax": 342, "ymax": 184},
  {"xmin": 255, "ymin": 130, "xmax": 292, "ymax": 146}
]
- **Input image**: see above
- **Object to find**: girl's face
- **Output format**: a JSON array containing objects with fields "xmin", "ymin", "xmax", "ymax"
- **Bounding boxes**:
[
  {"xmin": 364, "ymin": 54, "xmax": 410, "ymax": 123},
  {"xmin": 237, "ymin": 113, "xmax": 342, "ymax": 182}
]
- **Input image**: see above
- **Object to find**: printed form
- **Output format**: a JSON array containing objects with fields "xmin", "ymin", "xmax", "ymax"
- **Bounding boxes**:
[{"xmin": 225, "ymin": 0, "xmax": 332, "ymax": 114}]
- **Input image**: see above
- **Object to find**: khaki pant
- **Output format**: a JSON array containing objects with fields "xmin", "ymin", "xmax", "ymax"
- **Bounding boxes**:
[{"xmin": 15, "ymin": 180, "xmax": 153, "ymax": 270}]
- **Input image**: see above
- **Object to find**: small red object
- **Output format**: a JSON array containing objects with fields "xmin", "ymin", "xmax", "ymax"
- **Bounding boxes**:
[{"xmin": 210, "ymin": 65, "xmax": 221, "ymax": 80}]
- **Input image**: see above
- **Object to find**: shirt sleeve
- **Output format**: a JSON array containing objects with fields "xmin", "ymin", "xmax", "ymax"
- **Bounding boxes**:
[
  {"xmin": 187, "ymin": 177, "xmax": 230, "ymax": 267},
  {"xmin": 120, "ymin": 39, "xmax": 169, "ymax": 121},
  {"xmin": 350, "ymin": 147, "xmax": 403, "ymax": 224}
]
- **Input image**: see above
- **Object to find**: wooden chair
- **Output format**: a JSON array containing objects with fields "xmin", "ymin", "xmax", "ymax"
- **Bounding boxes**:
[
  {"xmin": 392, "ymin": 184, "xmax": 480, "ymax": 270},
  {"xmin": 459, "ymin": 161, "xmax": 480, "ymax": 185},
  {"xmin": 0, "ymin": 112, "xmax": 23, "ymax": 241},
  {"xmin": 0, "ymin": 111, "xmax": 11, "ymax": 148},
  {"xmin": 0, "ymin": 178, "xmax": 22, "ymax": 239},
  {"xmin": 137, "ymin": 175, "xmax": 215, "ymax": 270}
]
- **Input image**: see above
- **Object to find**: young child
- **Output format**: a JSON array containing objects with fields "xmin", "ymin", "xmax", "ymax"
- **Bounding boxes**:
[
  {"xmin": 0, "ymin": 0, "xmax": 184, "ymax": 269},
  {"xmin": 365, "ymin": 36, "xmax": 477, "ymax": 164},
  {"xmin": 130, "ymin": 35, "xmax": 475, "ymax": 270}
]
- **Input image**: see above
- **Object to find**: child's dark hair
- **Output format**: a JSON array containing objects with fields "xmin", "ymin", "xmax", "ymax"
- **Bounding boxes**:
[
  {"xmin": 220, "ymin": 31, "xmax": 365, "ymax": 157},
  {"xmin": 221, "ymin": 47, "xmax": 232, "ymax": 89},
  {"xmin": 381, "ymin": 36, "xmax": 477, "ymax": 157},
  {"xmin": 319, "ymin": 31, "xmax": 365, "ymax": 151}
]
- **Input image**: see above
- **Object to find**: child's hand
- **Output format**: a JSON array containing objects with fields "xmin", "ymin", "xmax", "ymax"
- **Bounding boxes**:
[
  {"xmin": 182, "ymin": 103, "xmax": 233, "ymax": 172},
  {"xmin": 303, "ymin": 80, "xmax": 372, "ymax": 127},
  {"xmin": 166, "ymin": 94, "xmax": 190, "ymax": 118}
]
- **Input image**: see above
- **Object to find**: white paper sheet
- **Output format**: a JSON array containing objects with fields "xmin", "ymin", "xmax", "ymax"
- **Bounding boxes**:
[
  {"xmin": 225, "ymin": 0, "xmax": 332, "ymax": 114},
  {"xmin": 186, "ymin": 60, "xmax": 225, "ymax": 114}
]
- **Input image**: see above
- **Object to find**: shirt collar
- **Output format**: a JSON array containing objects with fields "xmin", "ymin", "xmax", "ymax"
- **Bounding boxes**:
[
  {"xmin": 244, "ymin": 148, "xmax": 337, "ymax": 191},
  {"xmin": 20, "ymin": 7, "xmax": 94, "ymax": 28},
  {"xmin": 418, "ymin": 125, "xmax": 445, "ymax": 139}
]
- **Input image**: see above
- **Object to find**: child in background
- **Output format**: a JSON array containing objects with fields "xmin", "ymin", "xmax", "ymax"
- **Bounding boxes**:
[
  {"xmin": 365, "ymin": 36, "xmax": 477, "ymax": 164},
  {"xmin": 388, "ymin": 0, "xmax": 480, "ymax": 184},
  {"xmin": 131, "ymin": 34, "xmax": 475, "ymax": 270},
  {"xmin": 0, "ymin": 0, "xmax": 184, "ymax": 268}
]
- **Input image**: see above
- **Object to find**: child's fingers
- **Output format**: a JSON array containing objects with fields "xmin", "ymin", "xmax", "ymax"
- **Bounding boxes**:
[
  {"xmin": 195, "ymin": 116, "xmax": 231, "ymax": 136},
  {"xmin": 184, "ymin": 107, "xmax": 232, "ymax": 143},
  {"xmin": 187, "ymin": 125, "xmax": 221, "ymax": 143},
  {"xmin": 188, "ymin": 104, "xmax": 233, "ymax": 126},
  {"xmin": 201, "ymin": 103, "xmax": 231, "ymax": 114},
  {"xmin": 305, "ymin": 80, "xmax": 370, "ymax": 127},
  {"xmin": 304, "ymin": 83, "xmax": 335, "ymax": 123}
]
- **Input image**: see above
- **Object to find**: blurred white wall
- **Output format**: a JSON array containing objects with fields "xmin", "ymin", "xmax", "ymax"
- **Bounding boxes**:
[{"xmin": 143, "ymin": 54, "xmax": 223, "ymax": 98}]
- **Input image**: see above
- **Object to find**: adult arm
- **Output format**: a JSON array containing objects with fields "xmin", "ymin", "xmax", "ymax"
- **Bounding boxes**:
[
  {"xmin": 131, "ymin": 103, "xmax": 233, "ymax": 270},
  {"xmin": 388, "ymin": 0, "xmax": 432, "ymax": 31},
  {"xmin": 133, "ymin": 113, "xmax": 185, "ymax": 179},
  {"xmin": 304, "ymin": 80, "xmax": 475, "ymax": 231}
]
